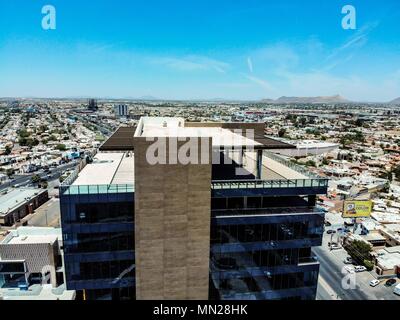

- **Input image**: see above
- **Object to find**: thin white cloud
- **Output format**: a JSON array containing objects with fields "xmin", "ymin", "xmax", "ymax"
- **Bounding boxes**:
[
  {"xmin": 326, "ymin": 21, "xmax": 379, "ymax": 61},
  {"xmin": 244, "ymin": 74, "xmax": 276, "ymax": 92},
  {"xmin": 247, "ymin": 57, "xmax": 253, "ymax": 73},
  {"xmin": 150, "ymin": 55, "xmax": 230, "ymax": 73}
]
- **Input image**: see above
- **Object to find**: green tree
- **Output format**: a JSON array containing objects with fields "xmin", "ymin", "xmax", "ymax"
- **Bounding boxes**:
[
  {"xmin": 6, "ymin": 168, "xmax": 14, "ymax": 177},
  {"xmin": 56, "ymin": 144, "xmax": 67, "ymax": 151},
  {"xmin": 278, "ymin": 128, "xmax": 286, "ymax": 138},
  {"xmin": 31, "ymin": 175, "xmax": 41, "ymax": 184},
  {"xmin": 363, "ymin": 259, "xmax": 374, "ymax": 271},
  {"xmin": 18, "ymin": 129, "xmax": 30, "ymax": 138},
  {"xmin": 4, "ymin": 145, "xmax": 12, "ymax": 155},
  {"xmin": 305, "ymin": 160, "xmax": 316, "ymax": 167},
  {"xmin": 393, "ymin": 165, "xmax": 400, "ymax": 180},
  {"xmin": 345, "ymin": 240, "xmax": 372, "ymax": 265}
]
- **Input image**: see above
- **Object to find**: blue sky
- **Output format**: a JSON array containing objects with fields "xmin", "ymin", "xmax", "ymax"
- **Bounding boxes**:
[{"xmin": 0, "ymin": 0, "xmax": 399, "ymax": 101}]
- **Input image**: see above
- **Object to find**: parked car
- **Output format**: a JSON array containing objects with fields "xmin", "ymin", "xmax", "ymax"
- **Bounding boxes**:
[
  {"xmin": 393, "ymin": 283, "xmax": 400, "ymax": 296},
  {"xmin": 385, "ymin": 278, "xmax": 397, "ymax": 286},
  {"xmin": 330, "ymin": 244, "xmax": 341, "ymax": 250},
  {"xmin": 354, "ymin": 266, "xmax": 367, "ymax": 272},
  {"xmin": 343, "ymin": 257, "xmax": 353, "ymax": 264},
  {"xmin": 369, "ymin": 279, "xmax": 380, "ymax": 287},
  {"xmin": 326, "ymin": 230, "xmax": 335, "ymax": 234},
  {"xmin": 325, "ymin": 221, "xmax": 332, "ymax": 227}
]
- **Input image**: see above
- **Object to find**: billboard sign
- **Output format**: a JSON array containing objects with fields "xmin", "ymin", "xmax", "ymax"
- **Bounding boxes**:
[{"xmin": 342, "ymin": 200, "xmax": 372, "ymax": 218}]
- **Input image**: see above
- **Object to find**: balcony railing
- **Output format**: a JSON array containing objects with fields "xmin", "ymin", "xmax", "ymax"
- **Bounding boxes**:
[
  {"xmin": 60, "ymin": 184, "xmax": 134, "ymax": 195},
  {"xmin": 212, "ymin": 206, "xmax": 325, "ymax": 217},
  {"xmin": 211, "ymin": 178, "xmax": 328, "ymax": 190},
  {"xmin": 263, "ymin": 150, "xmax": 322, "ymax": 179}
]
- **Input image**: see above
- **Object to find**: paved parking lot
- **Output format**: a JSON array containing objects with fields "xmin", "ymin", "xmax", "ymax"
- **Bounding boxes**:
[{"xmin": 28, "ymin": 198, "xmax": 60, "ymax": 228}]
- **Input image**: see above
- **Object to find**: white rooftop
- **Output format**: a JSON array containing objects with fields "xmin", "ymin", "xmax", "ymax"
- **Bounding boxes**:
[
  {"xmin": 137, "ymin": 117, "xmax": 263, "ymax": 148},
  {"xmin": 1, "ymin": 227, "xmax": 61, "ymax": 245},
  {"xmin": 72, "ymin": 152, "xmax": 134, "ymax": 186},
  {"xmin": 1, "ymin": 284, "xmax": 75, "ymax": 300}
]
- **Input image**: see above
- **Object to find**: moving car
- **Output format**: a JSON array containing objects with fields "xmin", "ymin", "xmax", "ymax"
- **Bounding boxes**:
[
  {"xmin": 385, "ymin": 278, "xmax": 397, "ymax": 286},
  {"xmin": 369, "ymin": 279, "xmax": 380, "ymax": 287}
]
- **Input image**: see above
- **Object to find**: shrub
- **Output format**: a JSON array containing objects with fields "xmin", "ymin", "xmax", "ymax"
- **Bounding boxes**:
[{"xmin": 363, "ymin": 260, "xmax": 374, "ymax": 271}]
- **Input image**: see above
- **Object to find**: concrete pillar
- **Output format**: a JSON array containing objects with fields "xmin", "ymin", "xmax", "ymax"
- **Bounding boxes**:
[{"xmin": 256, "ymin": 149, "xmax": 262, "ymax": 180}]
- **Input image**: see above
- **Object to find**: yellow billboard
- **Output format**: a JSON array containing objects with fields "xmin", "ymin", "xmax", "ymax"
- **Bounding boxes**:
[{"xmin": 342, "ymin": 200, "xmax": 372, "ymax": 218}]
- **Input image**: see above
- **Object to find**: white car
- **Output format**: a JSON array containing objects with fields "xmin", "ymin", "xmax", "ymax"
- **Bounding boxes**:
[
  {"xmin": 354, "ymin": 266, "xmax": 367, "ymax": 272},
  {"xmin": 394, "ymin": 284, "xmax": 400, "ymax": 296},
  {"xmin": 369, "ymin": 279, "xmax": 380, "ymax": 287},
  {"xmin": 344, "ymin": 266, "xmax": 355, "ymax": 273}
]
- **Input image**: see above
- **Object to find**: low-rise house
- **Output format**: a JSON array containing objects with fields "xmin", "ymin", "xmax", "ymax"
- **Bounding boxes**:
[
  {"xmin": 0, "ymin": 227, "xmax": 75, "ymax": 300},
  {"xmin": 0, "ymin": 188, "xmax": 49, "ymax": 226},
  {"xmin": 373, "ymin": 246, "xmax": 400, "ymax": 277}
]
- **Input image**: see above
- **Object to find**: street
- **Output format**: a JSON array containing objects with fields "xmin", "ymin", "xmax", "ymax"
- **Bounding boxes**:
[
  {"xmin": 0, "ymin": 162, "xmax": 76, "ymax": 192},
  {"xmin": 315, "ymin": 212, "xmax": 400, "ymax": 300}
]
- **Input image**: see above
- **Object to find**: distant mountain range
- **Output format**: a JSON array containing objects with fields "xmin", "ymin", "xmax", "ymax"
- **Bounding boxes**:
[
  {"xmin": 261, "ymin": 95, "xmax": 349, "ymax": 104},
  {"xmin": 3, "ymin": 95, "xmax": 400, "ymax": 105},
  {"xmin": 389, "ymin": 97, "xmax": 400, "ymax": 105}
]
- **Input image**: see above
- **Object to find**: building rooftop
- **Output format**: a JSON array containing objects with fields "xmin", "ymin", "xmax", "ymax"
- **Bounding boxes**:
[
  {"xmin": 135, "ymin": 117, "xmax": 294, "ymax": 150},
  {"xmin": 0, "ymin": 284, "xmax": 75, "ymax": 300},
  {"xmin": 0, "ymin": 188, "xmax": 47, "ymax": 217},
  {"xmin": 72, "ymin": 152, "xmax": 134, "ymax": 186},
  {"xmin": 1, "ymin": 227, "xmax": 61, "ymax": 245},
  {"xmin": 376, "ymin": 246, "xmax": 400, "ymax": 270}
]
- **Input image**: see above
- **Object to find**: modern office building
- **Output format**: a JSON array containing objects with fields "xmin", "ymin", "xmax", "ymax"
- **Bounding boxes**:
[
  {"xmin": 87, "ymin": 99, "xmax": 98, "ymax": 112},
  {"xmin": 114, "ymin": 104, "xmax": 129, "ymax": 118},
  {"xmin": 60, "ymin": 152, "xmax": 135, "ymax": 300},
  {"xmin": 60, "ymin": 117, "xmax": 328, "ymax": 300}
]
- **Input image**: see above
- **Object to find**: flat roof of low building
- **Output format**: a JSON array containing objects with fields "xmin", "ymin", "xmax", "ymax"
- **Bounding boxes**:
[
  {"xmin": 72, "ymin": 152, "xmax": 134, "ymax": 186},
  {"xmin": 1, "ymin": 227, "xmax": 61, "ymax": 245},
  {"xmin": 0, "ymin": 188, "xmax": 47, "ymax": 217},
  {"xmin": 1, "ymin": 284, "xmax": 75, "ymax": 300},
  {"xmin": 376, "ymin": 246, "xmax": 400, "ymax": 270}
]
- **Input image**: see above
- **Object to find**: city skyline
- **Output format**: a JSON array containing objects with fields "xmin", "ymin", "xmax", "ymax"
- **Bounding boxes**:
[{"xmin": 1, "ymin": 0, "xmax": 400, "ymax": 102}]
